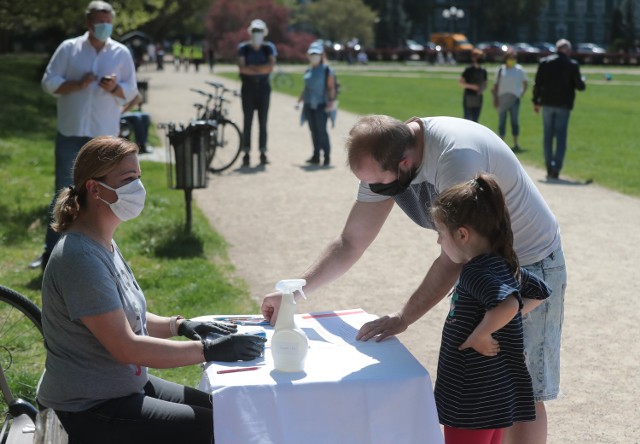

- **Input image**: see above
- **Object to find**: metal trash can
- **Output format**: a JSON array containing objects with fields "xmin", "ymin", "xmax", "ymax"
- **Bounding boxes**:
[
  {"xmin": 162, "ymin": 120, "xmax": 215, "ymax": 232},
  {"xmin": 167, "ymin": 120, "xmax": 213, "ymax": 190}
]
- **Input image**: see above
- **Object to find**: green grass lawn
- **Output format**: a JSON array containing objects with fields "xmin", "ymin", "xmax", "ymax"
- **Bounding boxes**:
[
  {"xmin": 2, "ymin": 54, "xmax": 638, "ymax": 389},
  {"xmin": 228, "ymin": 62, "xmax": 640, "ymax": 195},
  {"xmin": 0, "ymin": 54, "xmax": 259, "ymax": 387}
]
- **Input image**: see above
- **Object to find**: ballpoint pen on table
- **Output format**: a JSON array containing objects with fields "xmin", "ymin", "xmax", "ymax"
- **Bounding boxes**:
[
  {"xmin": 217, "ymin": 366, "xmax": 260, "ymax": 374},
  {"xmin": 214, "ymin": 316, "xmax": 270, "ymax": 326}
]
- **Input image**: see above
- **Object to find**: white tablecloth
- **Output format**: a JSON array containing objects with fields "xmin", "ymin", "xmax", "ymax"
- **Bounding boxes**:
[{"xmin": 198, "ymin": 309, "xmax": 443, "ymax": 444}]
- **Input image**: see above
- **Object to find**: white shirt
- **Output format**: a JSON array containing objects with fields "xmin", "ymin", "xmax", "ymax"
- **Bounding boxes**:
[
  {"xmin": 356, "ymin": 117, "xmax": 560, "ymax": 265},
  {"xmin": 42, "ymin": 32, "xmax": 138, "ymax": 137},
  {"xmin": 494, "ymin": 64, "xmax": 527, "ymax": 97}
]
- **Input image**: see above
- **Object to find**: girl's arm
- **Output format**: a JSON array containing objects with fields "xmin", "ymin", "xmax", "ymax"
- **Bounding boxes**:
[
  {"xmin": 458, "ymin": 294, "xmax": 520, "ymax": 356},
  {"xmin": 522, "ymin": 297, "xmax": 543, "ymax": 316}
]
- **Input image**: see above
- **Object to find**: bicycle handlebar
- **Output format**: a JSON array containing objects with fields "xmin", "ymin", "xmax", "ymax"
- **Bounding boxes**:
[
  {"xmin": 204, "ymin": 81, "xmax": 239, "ymax": 97},
  {"xmin": 190, "ymin": 88, "xmax": 213, "ymax": 99},
  {"xmin": 205, "ymin": 81, "xmax": 224, "ymax": 89}
]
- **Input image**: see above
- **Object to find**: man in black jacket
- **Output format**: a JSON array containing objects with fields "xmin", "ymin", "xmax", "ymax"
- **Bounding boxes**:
[{"xmin": 532, "ymin": 39, "xmax": 586, "ymax": 179}]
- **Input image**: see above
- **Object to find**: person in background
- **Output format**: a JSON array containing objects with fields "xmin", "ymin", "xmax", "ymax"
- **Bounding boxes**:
[
  {"xmin": 262, "ymin": 114, "xmax": 567, "ymax": 444},
  {"xmin": 431, "ymin": 173, "xmax": 550, "ymax": 444},
  {"xmin": 32, "ymin": 0, "xmax": 137, "ymax": 272},
  {"xmin": 206, "ymin": 42, "xmax": 215, "ymax": 73},
  {"xmin": 459, "ymin": 48, "xmax": 487, "ymax": 122},
  {"xmin": 237, "ymin": 18, "xmax": 277, "ymax": 167},
  {"xmin": 121, "ymin": 92, "xmax": 151, "ymax": 153},
  {"xmin": 492, "ymin": 49, "xmax": 528, "ymax": 152},
  {"xmin": 155, "ymin": 42, "xmax": 165, "ymax": 71},
  {"xmin": 182, "ymin": 44, "xmax": 192, "ymax": 72},
  {"xmin": 38, "ymin": 136, "xmax": 266, "ymax": 443},
  {"xmin": 296, "ymin": 41, "xmax": 336, "ymax": 167},
  {"xmin": 191, "ymin": 43, "xmax": 204, "ymax": 72},
  {"xmin": 532, "ymin": 39, "xmax": 586, "ymax": 179},
  {"xmin": 172, "ymin": 40, "xmax": 182, "ymax": 71}
]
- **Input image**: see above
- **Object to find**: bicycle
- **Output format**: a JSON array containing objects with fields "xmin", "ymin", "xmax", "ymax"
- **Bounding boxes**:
[
  {"xmin": 0, "ymin": 285, "xmax": 46, "ymax": 443},
  {"xmin": 271, "ymin": 67, "xmax": 294, "ymax": 89},
  {"xmin": 189, "ymin": 82, "xmax": 243, "ymax": 173}
]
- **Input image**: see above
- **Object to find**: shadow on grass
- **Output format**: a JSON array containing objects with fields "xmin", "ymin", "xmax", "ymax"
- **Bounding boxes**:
[
  {"xmin": 153, "ymin": 223, "xmax": 205, "ymax": 259},
  {"xmin": 0, "ymin": 203, "xmax": 49, "ymax": 246}
]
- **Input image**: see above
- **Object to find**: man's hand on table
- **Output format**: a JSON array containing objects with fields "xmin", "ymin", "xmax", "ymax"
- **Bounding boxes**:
[
  {"xmin": 356, "ymin": 313, "xmax": 408, "ymax": 342},
  {"xmin": 179, "ymin": 319, "xmax": 237, "ymax": 341},
  {"xmin": 203, "ymin": 334, "xmax": 267, "ymax": 362}
]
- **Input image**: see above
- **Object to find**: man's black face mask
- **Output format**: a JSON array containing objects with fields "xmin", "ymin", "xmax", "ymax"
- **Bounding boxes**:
[{"xmin": 369, "ymin": 165, "xmax": 418, "ymax": 196}]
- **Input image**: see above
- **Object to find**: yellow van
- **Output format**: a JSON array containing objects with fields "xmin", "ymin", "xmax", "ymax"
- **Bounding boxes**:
[{"xmin": 430, "ymin": 33, "xmax": 473, "ymax": 52}]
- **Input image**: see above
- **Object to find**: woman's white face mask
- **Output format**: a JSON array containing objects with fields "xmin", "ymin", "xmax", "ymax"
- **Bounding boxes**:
[
  {"xmin": 97, "ymin": 179, "xmax": 146, "ymax": 221},
  {"xmin": 308, "ymin": 54, "xmax": 322, "ymax": 65}
]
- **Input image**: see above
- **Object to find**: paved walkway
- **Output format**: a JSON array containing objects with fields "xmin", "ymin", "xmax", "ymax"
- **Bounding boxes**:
[{"xmin": 141, "ymin": 64, "xmax": 639, "ymax": 443}]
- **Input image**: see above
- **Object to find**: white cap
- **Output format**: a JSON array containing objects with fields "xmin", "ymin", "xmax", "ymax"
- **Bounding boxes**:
[
  {"xmin": 307, "ymin": 41, "xmax": 324, "ymax": 55},
  {"xmin": 249, "ymin": 19, "xmax": 268, "ymax": 36},
  {"xmin": 556, "ymin": 39, "xmax": 572, "ymax": 51}
]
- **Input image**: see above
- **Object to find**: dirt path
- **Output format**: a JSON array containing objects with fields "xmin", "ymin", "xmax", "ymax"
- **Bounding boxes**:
[{"xmin": 142, "ymin": 65, "xmax": 639, "ymax": 443}]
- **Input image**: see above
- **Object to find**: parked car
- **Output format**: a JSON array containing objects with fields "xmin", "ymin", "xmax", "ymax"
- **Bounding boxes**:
[
  {"xmin": 576, "ymin": 43, "xmax": 606, "ymax": 53},
  {"xmin": 406, "ymin": 39, "xmax": 424, "ymax": 51},
  {"xmin": 476, "ymin": 41, "xmax": 509, "ymax": 62},
  {"xmin": 532, "ymin": 42, "xmax": 555, "ymax": 53},
  {"xmin": 511, "ymin": 42, "xmax": 541, "ymax": 63},
  {"xmin": 574, "ymin": 42, "xmax": 608, "ymax": 65}
]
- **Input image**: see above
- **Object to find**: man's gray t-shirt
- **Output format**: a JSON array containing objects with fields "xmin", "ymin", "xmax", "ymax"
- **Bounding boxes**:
[
  {"xmin": 357, "ymin": 116, "xmax": 560, "ymax": 266},
  {"xmin": 39, "ymin": 232, "xmax": 149, "ymax": 412}
]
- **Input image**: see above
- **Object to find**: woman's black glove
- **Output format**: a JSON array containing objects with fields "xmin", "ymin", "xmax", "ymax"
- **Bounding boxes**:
[
  {"xmin": 202, "ymin": 334, "xmax": 267, "ymax": 362},
  {"xmin": 178, "ymin": 319, "xmax": 237, "ymax": 341}
]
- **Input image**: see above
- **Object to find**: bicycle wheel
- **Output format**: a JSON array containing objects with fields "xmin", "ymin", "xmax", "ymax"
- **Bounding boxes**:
[
  {"xmin": 208, "ymin": 120, "xmax": 242, "ymax": 173},
  {"xmin": 273, "ymin": 72, "xmax": 294, "ymax": 89},
  {"xmin": 0, "ymin": 286, "xmax": 44, "ymax": 422}
]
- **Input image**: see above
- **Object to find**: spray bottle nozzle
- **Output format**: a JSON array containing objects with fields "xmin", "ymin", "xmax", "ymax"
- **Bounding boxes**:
[{"xmin": 275, "ymin": 279, "xmax": 307, "ymax": 301}]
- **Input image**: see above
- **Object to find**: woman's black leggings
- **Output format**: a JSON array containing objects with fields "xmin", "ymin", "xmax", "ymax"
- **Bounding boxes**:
[{"xmin": 54, "ymin": 375, "xmax": 213, "ymax": 444}]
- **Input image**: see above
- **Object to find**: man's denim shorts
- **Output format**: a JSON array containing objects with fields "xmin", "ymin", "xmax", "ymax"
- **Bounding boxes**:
[{"xmin": 522, "ymin": 246, "xmax": 567, "ymax": 402}]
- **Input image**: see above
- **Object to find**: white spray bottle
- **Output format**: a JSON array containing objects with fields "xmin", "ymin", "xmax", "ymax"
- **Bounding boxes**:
[{"xmin": 271, "ymin": 279, "xmax": 308, "ymax": 372}]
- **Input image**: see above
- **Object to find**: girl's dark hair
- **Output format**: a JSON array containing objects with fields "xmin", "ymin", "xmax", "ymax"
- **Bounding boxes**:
[
  {"xmin": 51, "ymin": 136, "xmax": 138, "ymax": 232},
  {"xmin": 431, "ymin": 173, "xmax": 520, "ymax": 280}
]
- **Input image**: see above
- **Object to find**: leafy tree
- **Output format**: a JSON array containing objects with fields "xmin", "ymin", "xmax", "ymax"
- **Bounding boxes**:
[
  {"xmin": 403, "ymin": 0, "xmax": 435, "ymax": 41},
  {"xmin": 0, "ymin": 0, "xmax": 211, "ymax": 53},
  {"xmin": 205, "ymin": 0, "xmax": 316, "ymax": 62},
  {"xmin": 374, "ymin": 0, "xmax": 409, "ymax": 48},
  {"xmin": 293, "ymin": 0, "xmax": 376, "ymax": 46},
  {"xmin": 475, "ymin": 0, "xmax": 549, "ymax": 42}
]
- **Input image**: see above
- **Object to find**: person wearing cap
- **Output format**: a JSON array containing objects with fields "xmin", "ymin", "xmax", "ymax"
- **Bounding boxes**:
[
  {"xmin": 532, "ymin": 39, "xmax": 586, "ymax": 179},
  {"xmin": 491, "ymin": 49, "xmax": 528, "ymax": 152},
  {"xmin": 459, "ymin": 48, "xmax": 488, "ymax": 122},
  {"xmin": 237, "ymin": 19, "xmax": 278, "ymax": 167},
  {"xmin": 296, "ymin": 41, "xmax": 337, "ymax": 166},
  {"xmin": 32, "ymin": 0, "xmax": 137, "ymax": 272}
]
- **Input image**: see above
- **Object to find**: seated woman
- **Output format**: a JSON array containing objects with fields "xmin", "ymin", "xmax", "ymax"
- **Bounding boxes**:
[{"xmin": 37, "ymin": 136, "xmax": 266, "ymax": 443}]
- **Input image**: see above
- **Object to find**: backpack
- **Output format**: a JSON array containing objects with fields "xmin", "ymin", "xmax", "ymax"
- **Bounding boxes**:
[{"xmin": 324, "ymin": 65, "xmax": 340, "ymax": 99}]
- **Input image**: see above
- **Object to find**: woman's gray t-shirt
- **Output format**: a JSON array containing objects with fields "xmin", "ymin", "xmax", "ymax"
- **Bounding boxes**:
[{"xmin": 38, "ymin": 232, "xmax": 149, "ymax": 412}]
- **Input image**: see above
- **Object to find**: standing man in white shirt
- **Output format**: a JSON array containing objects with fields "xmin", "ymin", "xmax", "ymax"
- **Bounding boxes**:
[{"xmin": 31, "ymin": 0, "xmax": 137, "ymax": 271}]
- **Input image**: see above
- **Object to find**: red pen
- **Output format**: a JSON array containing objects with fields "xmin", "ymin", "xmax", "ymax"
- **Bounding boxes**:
[{"xmin": 217, "ymin": 366, "xmax": 260, "ymax": 374}]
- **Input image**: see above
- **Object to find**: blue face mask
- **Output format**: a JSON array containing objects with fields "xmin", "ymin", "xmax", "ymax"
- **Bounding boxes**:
[{"xmin": 93, "ymin": 22, "xmax": 113, "ymax": 42}]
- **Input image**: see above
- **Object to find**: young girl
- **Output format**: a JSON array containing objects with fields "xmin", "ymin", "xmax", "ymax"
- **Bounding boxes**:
[{"xmin": 430, "ymin": 173, "xmax": 551, "ymax": 444}]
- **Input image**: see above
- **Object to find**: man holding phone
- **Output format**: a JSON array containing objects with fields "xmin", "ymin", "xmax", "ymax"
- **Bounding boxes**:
[{"xmin": 32, "ymin": 0, "xmax": 137, "ymax": 271}]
